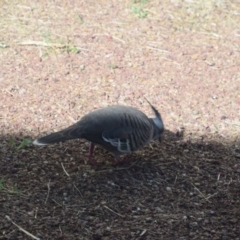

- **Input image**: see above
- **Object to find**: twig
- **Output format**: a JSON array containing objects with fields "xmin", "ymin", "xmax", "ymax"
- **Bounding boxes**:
[
  {"xmin": 73, "ymin": 182, "xmax": 83, "ymax": 198},
  {"xmin": 174, "ymin": 175, "xmax": 178, "ymax": 185},
  {"xmin": 19, "ymin": 40, "xmax": 66, "ymax": 48},
  {"xmin": 103, "ymin": 205, "xmax": 124, "ymax": 218},
  {"xmin": 59, "ymin": 226, "xmax": 62, "ymax": 235},
  {"xmin": 145, "ymin": 46, "xmax": 171, "ymax": 53},
  {"xmin": 5, "ymin": 215, "xmax": 41, "ymax": 240},
  {"xmin": 52, "ymin": 199, "xmax": 62, "ymax": 207},
  {"xmin": 45, "ymin": 180, "xmax": 51, "ymax": 204},
  {"xmin": 61, "ymin": 162, "xmax": 70, "ymax": 177},
  {"xmin": 96, "ymin": 160, "xmax": 138, "ymax": 173},
  {"xmin": 140, "ymin": 229, "xmax": 147, "ymax": 236},
  {"xmin": 104, "ymin": 33, "xmax": 125, "ymax": 44},
  {"xmin": 190, "ymin": 183, "xmax": 211, "ymax": 203},
  {"xmin": 4, "ymin": 89, "xmax": 15, "ymax": 96},
  {"xmin": 206, "ymin": 192, "xmax": 218, "ymax": 200},
  {"xmin": 35, "ymin": 207, "xmax": 38, "ymax": 219}
]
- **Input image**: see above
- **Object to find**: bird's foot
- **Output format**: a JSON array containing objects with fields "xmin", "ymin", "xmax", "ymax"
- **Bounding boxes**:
[
  {"xmin": 84, "ymin": 153, "xmax": 98, "ymax": 165},
  {"xmin": 88, "ymin": 157, "xmax": 101, "ymax": 166},
  {"xmin": 114, "ymin": 156, "xmax": 132, "ymax": 165}
]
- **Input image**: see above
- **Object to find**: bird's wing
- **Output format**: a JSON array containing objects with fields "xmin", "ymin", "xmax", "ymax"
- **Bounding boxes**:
[{"xmin": 102, "ymin": 115, "xmax": 153, "ymax": 153}]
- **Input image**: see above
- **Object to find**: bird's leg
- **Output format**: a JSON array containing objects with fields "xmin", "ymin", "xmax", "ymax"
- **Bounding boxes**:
[
  {"xmin": 88, "ymin": 142, "xmax": 95, "ymax": 159},
  {"xmin": 86, "ymin": 142, "xmax": 99, "ymax": 165}
]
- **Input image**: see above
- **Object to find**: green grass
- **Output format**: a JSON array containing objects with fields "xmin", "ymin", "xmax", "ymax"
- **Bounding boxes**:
[
  {"xmin": 16, "ymin": 138, "xmax": 32, "ymax": 150},
  {"xmin": 131, "ymin": 0, "xmax": 149, "ymax": 18},
  {"xmin": 131, "ymin": 5, "xmax": 148, "ymax": 18},
  {"xmin": 0, "ymin": 178, "xmax": 19, "ymax": 195},
  {"xmin": 40, "ymin": 32, "xmax": 80, "ymax": 56},
  {"xmin": 76, "ymin": 14, "xmax": 84, "ymax": 24},
  {"xmin": 108, "ymin": 63, "xmax": 118, "ymax": 69},
  {"xmin": 8, "ymin": 136, "xmax": 15, "ymax": 148},
  {"xmin": 8, "ymin": 137, "xmax": 32, "ymax": 151},
  {"xmin": 65, "ymin": 45, "xmax": 81, "ymax": 54}
]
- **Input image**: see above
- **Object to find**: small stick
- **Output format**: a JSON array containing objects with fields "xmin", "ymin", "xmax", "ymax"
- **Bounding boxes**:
[
  {"xmin": 5, "ymin": 215, "xmax": 41, "ymax": 240},
  {"xmin": 59, "ymin": 225, "xmax": 62, "ymax": 235},
  {"xmin": 103, "ymin": 205, "xmax": 124, "ymax": 218},
  {"xmin": 52, "ymin": 199, "xmax": 62, "ymax": 207},
  {"xmin": 174, "ymin": 175, "xmax": 178, "ymax": 185},
  {"xmin": 149, "ymin": 143, "xmax": 153, "ymax": 149},
  {"xmin": 45, "ymin": 180, "xmax": 51, "ymax": 204},
  {"xmin": 61, "ymin": 163, "xmax": 70, "ymax": 177},
  {"xmin": 19, "ymin": 40, "xmax": 65, "ymax": 48},
  {"xmin": 96, "ymin": 160, "xmax": 138, "ymax": 172},
  {"xmin": 206, "ymin": 192, "xmax": 218, "ymax": 200},
  {"xmin": 140, "ymin": 229, "xmax": 147, "ymax": 236},
  {"xmin": 190, "ymin": 183, "xmax": 211, "ymax": 203},
  {"xmin": 35, "ymin": 207, "xmax": 38, "ymax": 219},
  {"xmin": 145, "ymin": 46, "xmax": 171, "ymax": 53},
  {"xmin": 73, "ymin": 182, "xmax": 83, "ymax": 198}
]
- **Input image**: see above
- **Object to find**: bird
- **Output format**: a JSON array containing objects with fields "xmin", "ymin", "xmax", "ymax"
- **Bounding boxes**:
[{"xmin": 33, "ymin": 100, "xmax": 164, "ymax": 165}]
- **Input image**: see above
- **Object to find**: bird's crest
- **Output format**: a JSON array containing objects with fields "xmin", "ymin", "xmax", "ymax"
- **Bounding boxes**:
[{"xmin": 144, "ymin": 97, "xmax": 164, "ymax": 130}]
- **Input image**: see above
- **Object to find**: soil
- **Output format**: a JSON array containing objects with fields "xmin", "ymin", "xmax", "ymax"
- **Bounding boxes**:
[{"xmin": 0, "ymin": 1, "xmax": 240, "ymax": 239}]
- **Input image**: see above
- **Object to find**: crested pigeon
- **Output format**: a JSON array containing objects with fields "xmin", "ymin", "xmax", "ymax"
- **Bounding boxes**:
[{"xmin": 33, "ymin": 101, "xmax": 164, "ymax": 164}]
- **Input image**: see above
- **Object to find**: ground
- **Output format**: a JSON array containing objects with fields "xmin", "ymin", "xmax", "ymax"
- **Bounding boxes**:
[{"xmin": 0, "ymin": 0, "xmax": 240, "ymax": 239}]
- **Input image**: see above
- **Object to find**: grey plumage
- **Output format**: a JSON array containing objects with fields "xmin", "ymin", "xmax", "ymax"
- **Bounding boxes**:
[{"xmin": 33, "ymin": 102, "xmax": 164, "ymax": 164}]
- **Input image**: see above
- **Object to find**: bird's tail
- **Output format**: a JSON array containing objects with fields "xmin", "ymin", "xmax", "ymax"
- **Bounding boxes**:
[{"xmin": 33, "ymin": 125, "xmax": 83, "ymax": 146}]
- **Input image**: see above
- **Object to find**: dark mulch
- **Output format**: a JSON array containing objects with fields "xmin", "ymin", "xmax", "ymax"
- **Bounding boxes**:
[{"xmin": 1, "ymin": 131, "xmax": 240, "ymax": 239}]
